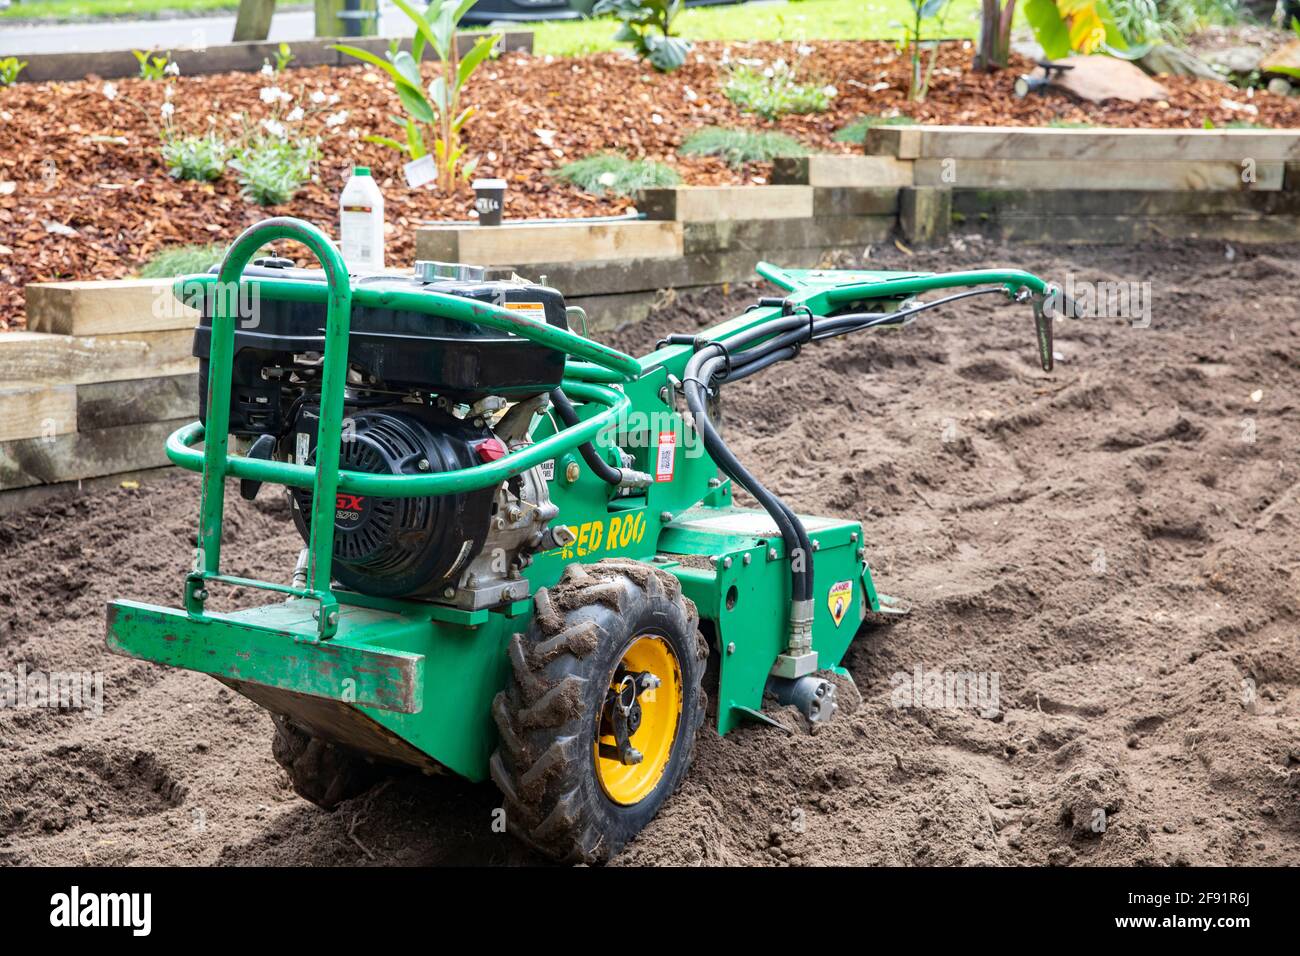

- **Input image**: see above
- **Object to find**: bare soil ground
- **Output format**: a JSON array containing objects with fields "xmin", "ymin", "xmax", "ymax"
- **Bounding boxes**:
[{"xmin": 2, "ymin": 236, "xmax": 1300, "ymax": 866}]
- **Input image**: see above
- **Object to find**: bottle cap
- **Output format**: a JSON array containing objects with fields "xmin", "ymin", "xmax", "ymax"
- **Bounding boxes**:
[{"xmin": 354, "ymin": 166, "xmax": 371, "ymax": 177}]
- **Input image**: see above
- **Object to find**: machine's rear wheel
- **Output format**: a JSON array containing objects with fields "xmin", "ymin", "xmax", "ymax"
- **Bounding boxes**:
[
  {"xmin": 490, "ymin": 559, "xmax": 708, "ymax": 863},
  {"xmin": 270, "ymin": 714, "xmax": 385, "ymax": 811}
]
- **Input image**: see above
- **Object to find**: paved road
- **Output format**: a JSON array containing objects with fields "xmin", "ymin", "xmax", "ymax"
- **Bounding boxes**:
[{"xmin": 0, "ymin": 4, "xmax": 409, "ymax": 55}]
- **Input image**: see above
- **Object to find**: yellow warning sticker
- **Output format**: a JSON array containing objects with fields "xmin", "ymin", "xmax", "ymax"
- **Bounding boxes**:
[
  {"xmin": 504, "ymin": 301, "xmax": 546, "ymax": 323},
  {"xmin": 828, "ymin": 580, "xmax": 853, "ymax": 627}
]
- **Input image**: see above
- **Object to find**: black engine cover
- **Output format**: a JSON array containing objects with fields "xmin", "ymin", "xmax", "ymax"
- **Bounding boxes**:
[
  {"xmin": 191, "ymin": 263, "xmax": 569, "ymax": 438},
  {"xmin": 288, "ymin": 404, "xmax": 495, "ymax": 598}
]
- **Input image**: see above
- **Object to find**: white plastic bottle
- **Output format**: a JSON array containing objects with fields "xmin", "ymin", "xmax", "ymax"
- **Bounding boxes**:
[{"xmin": 339, "ymin": 166, "xmax": 385, "ymax": 273}]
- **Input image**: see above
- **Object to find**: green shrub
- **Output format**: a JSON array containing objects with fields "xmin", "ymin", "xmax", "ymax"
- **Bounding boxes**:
[
  {"xmin": 0, "ymin": 56, "xmax": 26, "ymax": 86},
  {"xmin": 133, "ymin": 49, "xmax": 177, "ymax": 81},
  {"xmin": 550, "ymin": 153, "xmax": 680, "ymax": 197},
  {"xmin": 832, "ymin": 114, "xmax": 916, "ymax": 143},
  {"xmin": 139, "ymin": 243, "xmax": 227, "ymax": 278},
  {"xmin": 269, "ymin": 41, "xmax": 295, "ymax": 73},
  {"xmin": 722, "ymin": 61, "xmax": 834, "ymax": 120},
  {"xmin": 678, "ymin": 127, "xmax": 809, "ymax": 168},
  {"xmin": 161, "ymin": 132, "xmax": 230, "ymax": 182},
  {"xmin": 592, "ymin": 0, "xmax": 691, "ymax": 72},
  {"xmin": 228, "ymin": 135, "xmax": 319, "ymax": 206},
  {"xmin": 1107, "ymin": 0, "xmax": 1238, "ymax": 47}
]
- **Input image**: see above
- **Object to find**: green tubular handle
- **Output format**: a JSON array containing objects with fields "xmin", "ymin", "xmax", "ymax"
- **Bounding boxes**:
[
  {"xmin": 819, "ymin": 269, "xmax": 1048, "ymax": 305},
  {"xmin": 183, "ymin": 216, "xmax": 642, "ymax": 638},
  {"xmin": 166, "ymin": 378, "xmax": 630, "ymax": 495},
  {"xmin": 193, "ymin": 217, "xmax": 352, "ymax": 636},
  {"xmin": 754, "ymin": 260, "xmax": 1049, "ymax": 303}
]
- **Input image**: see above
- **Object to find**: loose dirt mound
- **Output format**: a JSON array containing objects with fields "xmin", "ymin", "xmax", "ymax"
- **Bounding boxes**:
[{"xmin": 3, "ymin": 237, "xmax": 1300, "ymax": 866}]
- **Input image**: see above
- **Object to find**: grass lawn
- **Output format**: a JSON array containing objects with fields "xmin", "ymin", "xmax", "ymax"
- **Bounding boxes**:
[
  {"xmin": 526, "ymin": 0, "xmax": 984, "ymax": 56},
  {"xmin": 0, "ymin": 0, "xmax": 252, "ymax": 20},
  {"xmin": 1, "ymin": 0, "xmax": 984, "ymax": 46}
]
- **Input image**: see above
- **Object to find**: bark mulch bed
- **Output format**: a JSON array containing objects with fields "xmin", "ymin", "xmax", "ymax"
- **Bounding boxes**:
[{"xmin": 2, "ymin": 38, "xmax": 1297, "ymax": 330}]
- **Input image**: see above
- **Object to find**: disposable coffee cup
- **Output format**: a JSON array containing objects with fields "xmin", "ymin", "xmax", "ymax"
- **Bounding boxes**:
[{"xmin": 472, "ymin": 178, "xmax": 506, "ymax": 226}]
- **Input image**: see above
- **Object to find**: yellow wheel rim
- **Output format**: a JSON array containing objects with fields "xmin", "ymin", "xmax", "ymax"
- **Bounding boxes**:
[{"xmin": 594, "ymin": 635, "xmax": 683, "ymax": 806}]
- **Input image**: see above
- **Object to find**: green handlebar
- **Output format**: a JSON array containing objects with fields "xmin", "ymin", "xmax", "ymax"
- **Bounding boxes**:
[
  {"xmin": 755, "ymin": 260, "xmax": 1049, "ymax": 302},
  {"xmin": 194, "ymin": 217, "xmax": 353, "ymax": 633}
]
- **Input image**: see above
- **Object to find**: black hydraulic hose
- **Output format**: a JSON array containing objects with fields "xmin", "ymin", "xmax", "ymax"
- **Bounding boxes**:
[
  {"xmin": 682, "ymin": 368, "xmax": 814, "ymax": 602},
  {"xmin": 814, "ymin": 286, "xmax": 1006, "ymax": 338},
  {"xmin": 726, "ymin": 345, "xmax": 801, "ymax": 383},
  {"xmin": 549, "ymin": 387, "xmax": 628, "ymax": 486},
  {"xmin": 690, "ymin": 347, "xmax": 815, "ymax": 575},
  {"xmin": 678, "ymin": 286, "xmax": 1013, "ymax": 605},
  {"xmin": 683, "ymin": 346, "xmax": 815, "ymax": 602}
]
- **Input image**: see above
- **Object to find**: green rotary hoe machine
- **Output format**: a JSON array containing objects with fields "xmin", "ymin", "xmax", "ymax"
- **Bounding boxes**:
[{"xmin": 106, "ymin": 217, "xmax": 1063, "ymax": 862}]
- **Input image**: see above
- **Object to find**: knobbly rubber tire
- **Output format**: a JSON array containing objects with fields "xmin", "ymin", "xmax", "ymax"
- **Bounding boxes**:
[
  {"xmin": 270, "ymin": 714, "xmax": 384, "ymax": 811},
  {"xmin": 490, "ymin": 559, "xmax": 709, "ymax": 864}
]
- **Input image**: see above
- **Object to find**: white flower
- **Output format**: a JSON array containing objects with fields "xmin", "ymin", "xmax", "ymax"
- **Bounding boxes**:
[
  {"xmin": 651, "ymin": 113, "xmax": 663, "ymax": 125},
  {"xmin": 310, "ymin": 90, "xmax": 326, "ymax": 104},
  {"xmin": 797, "ymin": 44, "xmax": 813, "ymax": 57},
  {"xmin": 683, "ymin": 86, "xmax": 697, "ymax": 102},
  {"xmin": 164, "ymin": 84, "xmax": 174, "ymax": 101},
  {"xmin": 328, "ymin": 93, "xmax": 340, "ymax": 105},
  {"xmin": 261, "ymin": 64, "xmax": 274, "ymax": 77},
  {"xmin": 261, "ymin": 118, "xmax": 286, "ymax": 138},
  {"xmin": 160, "ymin": 102, "xmax": 175, "ymax": 119},
  {"xmin": 323, "ymin": 110, "xmax": 348, "ymax": 128},
  {"xmin": 286, "ymin": 106, "xmax": 304, "ymax": 121},
  {"xmin": 165, "ymin": 61, "xmax": 180, "ymax": 76},
  {"xmin": 102, "ymin": 82, "xmax": 117, "ymax": 101},
  {"xmin": 260, "ymin": 86, "xmax": 282, "ymax": 104},
  {"xmin": 822, "ymin": 84, "xmax": 838, "ymax": 98},
  {"xmin": 763, "ymin": 67, "xmax": 775, "ymax": 78},
  {"xmin": 278, "ymin": 89, "xmax": 293, "ymax": 104}
]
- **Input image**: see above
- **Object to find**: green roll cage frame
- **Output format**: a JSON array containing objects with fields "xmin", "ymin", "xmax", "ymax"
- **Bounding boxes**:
[{"xmin": 169, "ymin": 216, "xmax": 1051, "ymax": 643}]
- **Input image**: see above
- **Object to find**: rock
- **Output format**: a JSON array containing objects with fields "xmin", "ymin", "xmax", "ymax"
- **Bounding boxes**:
[
  {"xmin": 1140, "ymin": 44, "xmax": 1224, "ymax": 82},
  {"xmin": 1267, "ymin": 76, "xmax": 1293, "ymax": 96},
  {"xmin": 1053, "ymin": 55, "xmax": 1168, "ymax": 104},
  {"xmin": 1262, "ymin": 38, "xmax": 1300, "ymax": 78},
  {"xmin": 1203, "ymin": 45, "xmax": 1264, "ymax": 75}
]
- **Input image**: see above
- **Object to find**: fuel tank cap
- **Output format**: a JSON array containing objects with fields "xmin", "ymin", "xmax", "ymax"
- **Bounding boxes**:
[{"xmin": 414, "ymin": 260, "xmax": 487, "ymax": 283}]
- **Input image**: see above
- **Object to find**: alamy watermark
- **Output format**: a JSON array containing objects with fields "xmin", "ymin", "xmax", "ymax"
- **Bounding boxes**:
[
  {"xmin": 890, "ymin": 665, "xmax": 1000, "ymax": 717},
  {"xmin": 1045, "ymin": 274, "xmax": 1152, "ymax": 329},
  {"xmin": 0, "ymin": 664, "xmax": 104, "ymax": 718},
  {"xmin": 157, "ymin": 279, "xmax": 262, "ymax": 329},
  {"xmin": 50, "ymin": 886, "xmax": 150, "ymax": 936}
]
